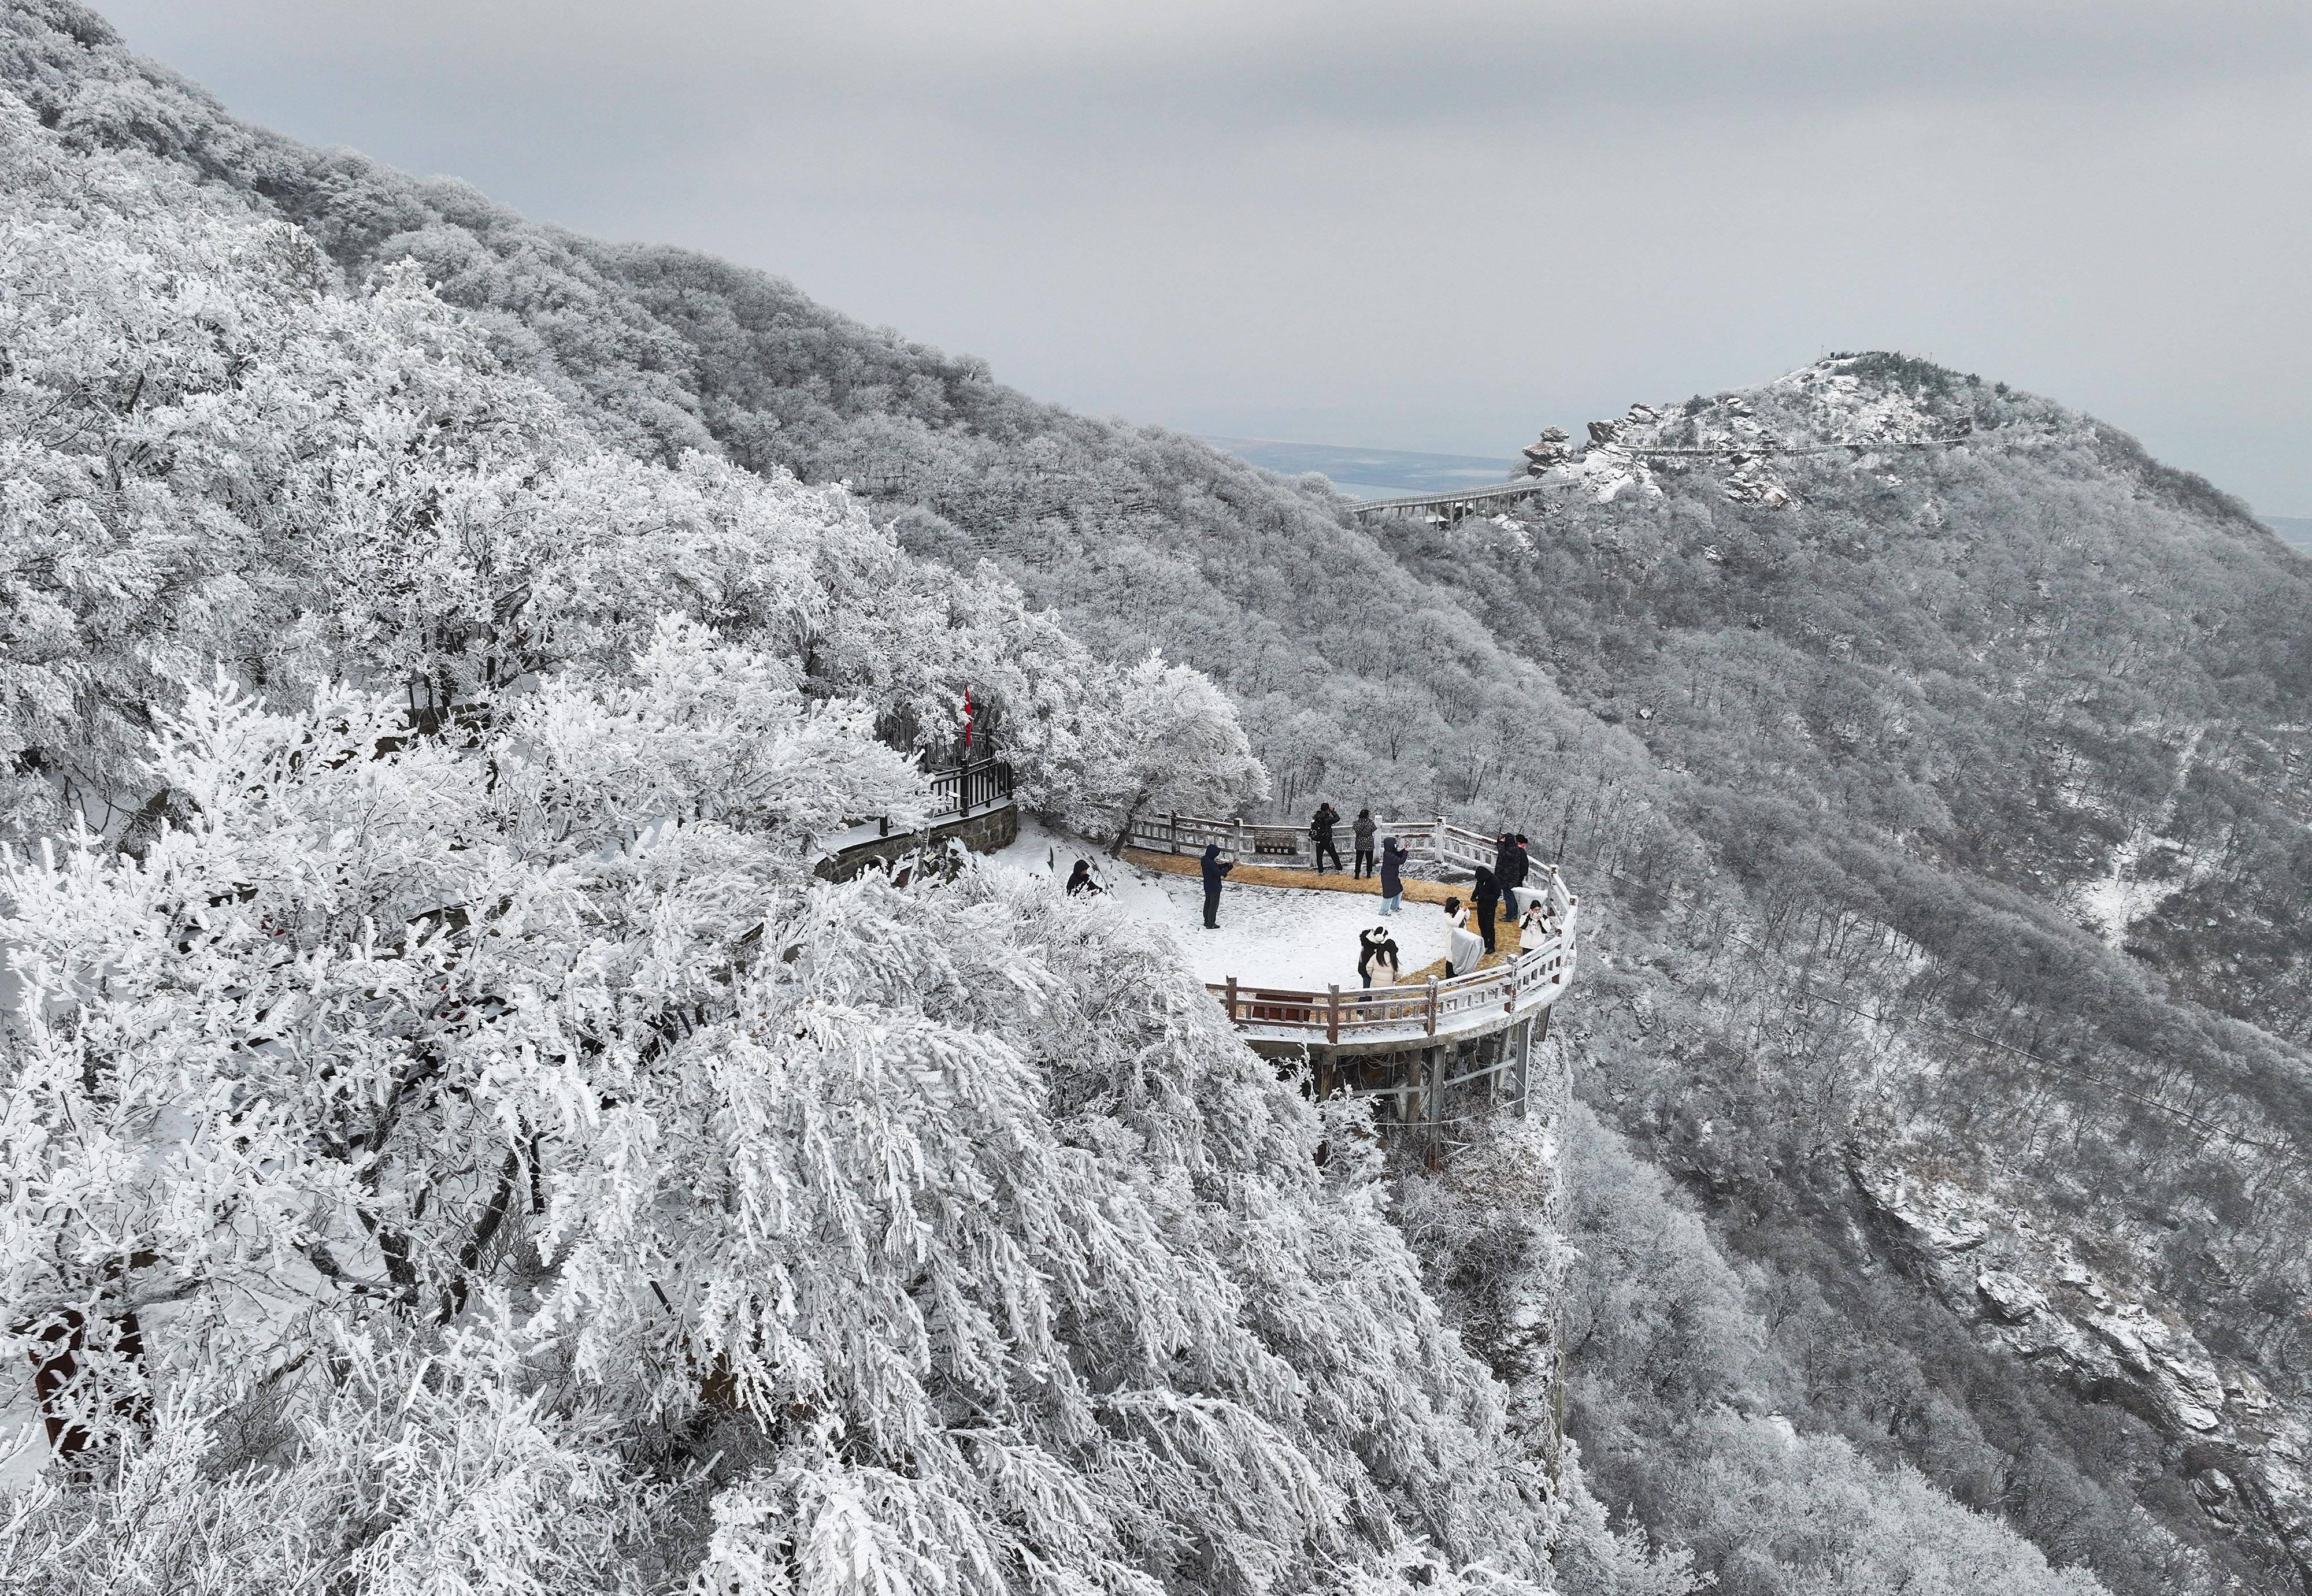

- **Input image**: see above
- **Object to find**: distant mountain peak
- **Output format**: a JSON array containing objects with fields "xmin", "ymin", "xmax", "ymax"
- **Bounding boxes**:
[{"xmin": 1684, "ymin": 351, "xmax": 2061, "ymax": 447}]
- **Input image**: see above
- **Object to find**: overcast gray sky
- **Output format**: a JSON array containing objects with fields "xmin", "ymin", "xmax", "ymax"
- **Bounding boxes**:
[{"xmin": 93, "ymin": 0, "xmax": 2312, "ymax": 514}]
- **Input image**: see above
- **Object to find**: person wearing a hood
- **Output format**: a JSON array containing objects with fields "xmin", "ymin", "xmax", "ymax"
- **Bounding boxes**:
[
  {"xmin": 1473, "ymin": 865, "xmax": 1501, "ymax": 953},
  {"xmin": 1199, "ymin": 843, "xmax": 1234, "ymax": 929},
  {"xmin": 1065, "ymin": 859, "xmax": 1098, "ymax": 896},
  {"xmin": 1357, "ymin": 926, "xmax": 1401, "ymax": 989},
  {"xmin": 1352, "ymin": 809, "xmax": 1377, "ymax": 878},
  {"xmin": 1493, "ymin": 833, "xmax": 1520, "ymax": 920},
  {"xmin": 1378, "ymin": 837, "xmax": 1406, "ymax": 915},
  {"xmin": 1444, "ymin": 896, "xmax": 1484, "ymax": 977}
]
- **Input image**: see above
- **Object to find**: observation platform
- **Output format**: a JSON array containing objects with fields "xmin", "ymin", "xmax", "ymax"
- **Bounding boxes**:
[{"xmin": 1015, "ymin": 811, "xmax": 1581, "ymax": 1157}]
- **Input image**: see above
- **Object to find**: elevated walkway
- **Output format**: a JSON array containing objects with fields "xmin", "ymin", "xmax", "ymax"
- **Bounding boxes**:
[
  {"xmin": 1098, "ymin": 809, "xmax": 1581, "ymax": 1159},
  {"xmin": 1349, "ymin": 478, "xmax": 1551, "ymax": 523}
]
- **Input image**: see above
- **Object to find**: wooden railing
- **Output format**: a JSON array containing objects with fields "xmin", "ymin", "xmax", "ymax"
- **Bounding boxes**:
[
  {"xmin": 1117, "ymin": 809, "xmax": 1507, "ymax": 876},
  {"xmin": 928, "ymin": 757, "xmax": 1013, "ymax": 820},
  {"xmin": 817, "ymin": 758, "xmax": 1016, "ymax": 882},
  {"xmin": 1207, "ymin": 873, "xmax": 1577, "ymax": 1044},
  {"xmin": 1106, "ymin": 806, "xmax": 1580, "ymax": 1044}
]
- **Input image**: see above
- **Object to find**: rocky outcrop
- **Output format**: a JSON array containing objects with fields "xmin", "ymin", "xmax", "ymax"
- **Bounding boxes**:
[
  {"xmin": 1852, "ymin": 1155, "xmax": 2312, "ymax": 1584},
  {"xmin": 1721, "ymin": 459, "xmax": 1792, "ymax": 508},
  {"xmin": 1521, "ymin": 428, "xmax": 1572, "ymax": 474}
]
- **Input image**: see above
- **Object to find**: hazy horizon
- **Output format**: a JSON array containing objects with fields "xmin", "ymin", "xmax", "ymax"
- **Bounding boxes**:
[{"xmin": 87, "ymin": 0, "xmax": 2312, "ymax": 515}]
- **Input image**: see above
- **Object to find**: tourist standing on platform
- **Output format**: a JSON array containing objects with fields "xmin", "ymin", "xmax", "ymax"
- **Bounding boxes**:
[
  {"xmin": 1357, "ymin": 926, "xmax": 1401, "ymax": 989},
  {"xmin": 1199, "ymin": 843, "xmax": 1233, "ymax": 929},
  {"xmin": 1379, "ymin": 837, "xmax": 1406, "ymax": 914},
  {"xmin": 1502, "ymin": 834, "xmax": 1532, "ymax": 919},
  {"xmin": 1444, "ymin": 896, "xmax": 1484, "ymax": 977},
  {"xmin": 1310, "ymin": 802, "xmax": 1343, "ymax": 873},
  {"xmin": 1474, "ymin": 866, "xmax": 1501, "ymax": 953},
  {"xmin": 1352, "ymin": 809, "xmax": 1377, "ymax": 878},
  {"xmin": 1493, "ymin": 833, "xmax": 1519, "ymax": 919}
]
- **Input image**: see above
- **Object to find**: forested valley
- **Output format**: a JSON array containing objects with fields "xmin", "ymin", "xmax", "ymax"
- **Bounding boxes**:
[{"xmin": 5, "ymin": 3, "xmax": 2311, "ymax": 1593}]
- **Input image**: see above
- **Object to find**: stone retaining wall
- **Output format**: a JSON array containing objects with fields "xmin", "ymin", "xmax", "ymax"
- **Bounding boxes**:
[{"xmin": 816, "ymin": 804, "xmax": 1019, "ymax": 882}]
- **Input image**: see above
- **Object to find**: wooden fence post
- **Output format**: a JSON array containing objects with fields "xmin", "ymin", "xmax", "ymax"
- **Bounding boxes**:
[
  {"xmin": 1327, "ymin": 984, "xmax": 1340, "ymax": 1045},
  {"xmin": 1225, "ymin": 976, "xmax": 1239, "ymax": 1025},
  {"xmin": 1425, "ymin": 976, "xmax": 1439, "ymax": 1038},
  {"xmin": 1169, "ymin": 812, "xmax": 1179, "ymax": 854}
]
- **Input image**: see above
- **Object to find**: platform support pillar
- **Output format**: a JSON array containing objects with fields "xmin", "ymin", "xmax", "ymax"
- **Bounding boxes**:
[
  {"xmin": 1514, "ymin": 1016, "xmax": 1533, "ymax": 1118},
  {"xmin": 1421, "ymin": 1043, "xmax": 1447, "ymax": 1168}
]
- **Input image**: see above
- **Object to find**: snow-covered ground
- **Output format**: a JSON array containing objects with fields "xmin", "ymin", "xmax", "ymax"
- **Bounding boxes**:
[
  {"xmin": 2069, "ymin": 725, "xmax": 2210, "ymax": 947},
  {"xmin": 991, "ymin": 819, "xmax": 1454, "ymax": 990}
]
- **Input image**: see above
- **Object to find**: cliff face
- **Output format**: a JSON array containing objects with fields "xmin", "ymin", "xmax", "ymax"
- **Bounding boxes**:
[{"xmin": 1855, "ymin": 1155, "xmax": 2312, "ymax": 1577}]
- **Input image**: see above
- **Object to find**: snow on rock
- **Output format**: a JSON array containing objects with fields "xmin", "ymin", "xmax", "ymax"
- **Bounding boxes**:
[
  {"xmin": 991, "ymin": 818, "xmax": 1453, "ymax": 990},
  {"xmin": 1535, "ymin": 354, "xmax": 2072, "ymax": 518},
  {"xmin": 1721, "ymin": 459, "xmax": 1794, "ymax": 508},
  {"xmin": 1975, "ymin": 1269, "xmax": 2051, "ymax": 1323},
  {"xmin": 1850, "ymin": 1161, "xmax": 1990, "ymax": 1255},
  {"xmin": 1553, "ymin": 446, "xmax": 1660, "ymax": 505},
  {"xmin": 1854, "ymin": 1146, "xmax": 2312, "ymax": 1569}
]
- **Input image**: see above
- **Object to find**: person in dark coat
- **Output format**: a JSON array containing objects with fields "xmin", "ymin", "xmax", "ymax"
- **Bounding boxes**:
[
  {"xmin": 1506, "ymin": 834, "xmax": 1532, "ymax": 918},
  {"xmin": 1492, "ymin": 833, "xmax": 1518, "ymax": 919},
  {"xmin": 1065, "ymin": 859, "xmax": 1097, "ymax": 896},
  {"xmin": 1473, "ymin": 865, "xmax": 1500, "ymax": 953},
  {"xmin": 1378, "ymin": 837, "xmax": 1406, "ymax": 914},
  {"xmin": 1310, "ymin": 803, "xmax": 1343, "ymax": 874},
  {"xmin": 1352, "ymin": 809, "xmax": 1377, "ymax": 878},
  {"xmin": 1199, "ymin": 843, "xmax": 1233, "ymax": 929}
]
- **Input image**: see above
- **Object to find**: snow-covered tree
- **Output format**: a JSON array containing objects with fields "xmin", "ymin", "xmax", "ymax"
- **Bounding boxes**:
[
  {"xmin": 0, "ymin": 49, "xmax": 1569, "ymax": 1596},
  {"xmin": 0, "ymin": 102, "xmax": 1218, "ymax": 843},
  {"xmin": 2, "ymin": 652, "xmax": 1555, "ymax": 1592},
  {"xmin": 1096, "ymin": 652, "xmax": 1271, "ymax": 853}
]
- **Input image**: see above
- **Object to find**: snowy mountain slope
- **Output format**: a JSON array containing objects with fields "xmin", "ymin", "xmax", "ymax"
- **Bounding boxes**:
[
  {"xmin": 1393, "ymin": 357, "xmax": 2312, "ymax": 1591},
  {"xmin": 8, "ymin": 3, "xmax": 2312, "ymax": 1591},
  {"xmin": 0, "ymin": 28, "xmax": 1614, "ymax": 1596}
]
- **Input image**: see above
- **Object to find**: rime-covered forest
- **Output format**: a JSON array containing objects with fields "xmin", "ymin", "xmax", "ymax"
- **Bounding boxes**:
[{"xmin": 3, "ymin": 4, "xmax": 2311, "ymax": 1594}]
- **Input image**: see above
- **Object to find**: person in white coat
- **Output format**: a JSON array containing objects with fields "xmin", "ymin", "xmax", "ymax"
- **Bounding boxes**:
[
  {"xmin": 1443, "ymin": 896, "xmax": 1485, "ymax": 978},
  {"xmin": 1357, "ymin": 926, "xmax": 1401, "ymax": 989}
]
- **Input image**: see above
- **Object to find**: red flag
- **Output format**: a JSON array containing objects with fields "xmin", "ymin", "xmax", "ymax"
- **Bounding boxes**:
[{"xmin": 962, "ymin": 687, "xmax": 975, "ymax": 759}]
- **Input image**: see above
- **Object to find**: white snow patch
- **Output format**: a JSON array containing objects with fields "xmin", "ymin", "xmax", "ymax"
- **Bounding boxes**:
[
  {"xmin": 2075, "ymin": 841, "xmax": 2171, "ymax": 948},
  {"xmin": 2073, "ymin": 725, "xmax": 2211, "ymax": 946},
  {"xmin": 990, "ymin": 819, "xmax": 1455, "ymax": 990}
]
